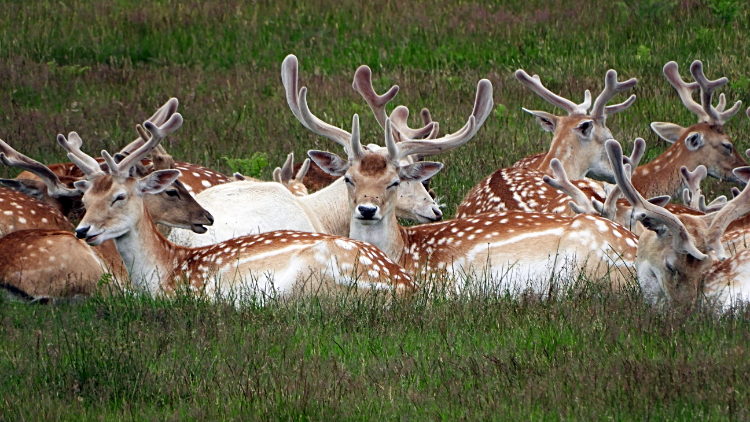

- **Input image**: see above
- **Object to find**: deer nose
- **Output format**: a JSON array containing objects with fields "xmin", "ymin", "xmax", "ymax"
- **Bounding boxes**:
[
  {"xmin": 205, "ymin": 211, "xmax": 215, "ymax": 225},
  {"xmin": 75, "ymin": 226, "xmax": 90, "ymax": 239},
  {"xmin": 357, "ymin": 205, "xmax": 378, "ymax": 219},
  {"xmin": 433, "ymin": 207, "xmax": 443, "ymax": 220}
]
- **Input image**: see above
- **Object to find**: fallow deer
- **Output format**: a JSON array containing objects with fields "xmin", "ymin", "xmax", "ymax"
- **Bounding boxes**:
[
  {"xmin": 167, "ymin": 55, "xmax": 446, "ymax": 247},
  {"xmin": 60, "ymin": 112, "xmax": 412, "ymax": 300},
  {"xmin": 634, "ymin": 60, "xmax": 746, "ymax": 199},
  {"xmin": 605, "ymin": 139, "xmax": 750, "ymax": 309},
  {"xmin": 456, "ymin": 67, "xmax": 637, "ymax": 217},
  {"xmin": 307, "ymin": 115, "xmax": 638, "ymax": 294},
  {"xmin": 272, "ymin": 153, "xmax": 310, "ymax": 196}
]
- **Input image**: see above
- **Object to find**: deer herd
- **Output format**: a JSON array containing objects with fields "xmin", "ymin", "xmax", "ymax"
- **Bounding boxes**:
[{"xmin": 1, "ymin": 55, "xmax": 750, "ymax": 310}]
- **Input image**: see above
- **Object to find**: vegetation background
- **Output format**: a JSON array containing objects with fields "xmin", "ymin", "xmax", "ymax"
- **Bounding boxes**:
[{"xmin": 1, "ymin": 0, "xmax": 750, "ymax": 419}]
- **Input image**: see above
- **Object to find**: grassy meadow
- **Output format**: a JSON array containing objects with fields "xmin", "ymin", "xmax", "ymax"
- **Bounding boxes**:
[{"xmin": 2, "ymin": 0, "xmax": 750, "ymax": 419}]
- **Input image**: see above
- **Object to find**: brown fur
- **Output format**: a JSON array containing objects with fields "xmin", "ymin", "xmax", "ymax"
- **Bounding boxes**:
[
  {"xmin": 0, "ymin": 187, "xmax": 74, "ymax": 235},
  {"xmin": 294, "ymin": 161, "xmax": 338, "ymax": 191}
]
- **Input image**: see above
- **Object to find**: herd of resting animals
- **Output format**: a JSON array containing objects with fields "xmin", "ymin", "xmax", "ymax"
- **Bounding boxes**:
[{"xmin": 2, "ymin": 55, "xmax": 750, "ymax": 309}]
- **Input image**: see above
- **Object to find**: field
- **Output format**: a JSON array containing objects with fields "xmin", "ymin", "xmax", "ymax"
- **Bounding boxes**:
[{"xmin": 2, "ymin": 0, "xmax": 750, "ymax": 419}]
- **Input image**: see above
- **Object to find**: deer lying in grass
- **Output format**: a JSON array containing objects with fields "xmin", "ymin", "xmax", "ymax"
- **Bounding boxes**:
[
  {"xmin": 457, "ymin": 67, "xmax": 637, "ymax": 217},
  {"xmin": 605, "ymin": 139, "xmax": 750, "ymax": 309},
  {"xmin": 168, "ymin": 55, "xmax": 445, "ymax": 247},
  {"xmin": 56, "ymin": 112, "xmax": 413, "ymax": 301},
  {"xmin": 297, "ymin": 78, "xmax": 638, "ymax": 295},
  {"xmin": 0, "ymin": 129, "xmax": 217, "ymax": 301}
]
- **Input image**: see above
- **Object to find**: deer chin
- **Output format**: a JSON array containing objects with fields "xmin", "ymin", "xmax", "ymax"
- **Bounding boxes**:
[
  {"xmin": 191, "ymin": 224, "xmax": 209, "ymax": 234},
  {"xmin": 709, "ymin": 168, "xmax": 747, "ymax": 186},
  {"xmin": 584, "ymin": 167, "xmax": 616, "ymax": 184}
]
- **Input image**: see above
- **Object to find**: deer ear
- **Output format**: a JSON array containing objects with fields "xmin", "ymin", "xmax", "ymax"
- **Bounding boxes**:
[
  {"xmin": 650, "ymin": 122, "xmax": 686, "ymax": 144},
  {"xmin": 74, "ymin": 180, "xmax": 91, "ymax": 193},
  {"xmin": 523, "ymin": 108, "xmax": 558, "ymax": 132},
  {"xmin": 307, "ymin": 151, "xmax": 349, "ymax": 177},
  {"xmin": 647, "ymin": 195, "xmax": 671, "ymax": 207},
  {"xmin": 399, "ymin": 162, "xmax": 443, "ymax": 183},
  {"xmin": 0, "ymin": 178, "xmax": 46, "ymax": 199},
  {"xmin": 137, "ymin": 170, "xmax": 181, "ymax": 195},
  {"xmin": 733, "ymin": 167, "xmax": 750, "ymax": 183}
]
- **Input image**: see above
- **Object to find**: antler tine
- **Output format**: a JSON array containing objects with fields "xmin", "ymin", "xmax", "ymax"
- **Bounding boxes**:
[
  {"xmin": 0, "ymin": 140, "xmax": 78, "ymax": 197},
  {"xmin": 590, "ymin": 69, "xmax": 638, "ymax": 120},
  {"xmin": 295, "ymin": 158, "xmax": 311, "ymax": 181},
  {"xmin": 606, "ymin": 139, "xmax": 707, "ymax": 260},
  {"xmin": 542, "ymin": 159, "xmax": 597, "ymax": 215},
  {"xmin": 394, "ymin": 79, "xmax": 493, "ymax": 160},
  {"xmin": 698, "ymin": 194, "xmax": 728, "ymax": 213},
  {"xmin": 119, "ymin": 98, "xmax": 180, "ymax": 156},
  {"xmin": 515, "ymin": 70, "xmax": 589, "ymax": 116},
  {"xmin": 282, "ymin": 55, "xmax": 352, "ymax": 151},
  {"xmin": 57, "ymin": 132, "xmax": 103, "ymax": 177},
  {"xmin": 280, "ymin": 153, "xmax": 295, "ymax": 183},
  {"xmin": 662, "ymin": 61, "xmax": 705, "ymax": 121},
  {"xmin": 109, "ymin": 113, "xmax": 183, "ymax": 177},
  {"xmin": 351, "ymin": 65, "xmax": 399, "ymax": 130}
]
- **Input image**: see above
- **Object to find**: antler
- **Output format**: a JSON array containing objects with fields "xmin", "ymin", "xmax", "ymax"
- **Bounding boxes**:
[
  {"xmin": 389, "ymin": 78, "xmax": 493, "ymax": 161},
  {"xmin": 590, "ymin": 70, "xmax": 638, "ymax": 121},
  {"xmin": 57, "ymin": 132, "xmax": 103, "ymax": 177},
  {"xmin": 295, "ymin": 158, "xmax": 311, "ymax": 181},
  {"xmin": 282, "ymin": 55, "xmax": 352, "ymax": 151},
  {"xmin": 542, "ymin": 159, "xmax": 598, "ymax": 215},
  {"xmin": 663, "ymin": 61, "xmax": 741, "ymax": 125},
  {"xmin": 352, "ymin": 65, "xmax": 436, "ymax": 139},
  {"xmin": 273, "ymin": 153, "xmax": 296, "ymax": 184},
  {"xmin": 103, "ymin": 113, "xmax": 183, "ymax": 177},
  {"xmin": 606, "ymin": 139, "xmax": 707, "ymax": 261},
  {"xmin": 680, "ymin": 165, "xmax": 707, "ymax": 209},
  {"xmin": 593, "ymin": 138, "xmax": 646, "ymax": 219},
  {"xmin": 119, "ymin": 98, "xmax": 180, "ymax": 155},
  {"xmin": 0, "ymin": 140, "xmax": 79, "ymax": 197},
  {"xmin": 515, "ymin": 70, "xmax": 591, "ymax": 116}
]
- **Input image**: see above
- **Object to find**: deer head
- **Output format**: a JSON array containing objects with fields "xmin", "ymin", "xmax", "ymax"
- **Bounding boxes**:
[
  {"xmin": 650, "ymin": 61, "xmax": 746, "ymax": 185},
  {"xmin": 607, "ymin": 139, "xmax": 750, "ymax": 305},
  {"xmin": 282, "ymin": 55, "xmax": 466, "ymax": 223},
  {"xmin": 516, "ymin": 68, "xmax": 637, "ymax": 182},
  {"xmin": 273, "ymin": 152, "xmax": 310, "ymax": 196}
]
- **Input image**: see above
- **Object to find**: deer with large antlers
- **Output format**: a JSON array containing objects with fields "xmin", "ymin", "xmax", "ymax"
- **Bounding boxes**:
[
  {"xmin": 605, "ymin": 139, "xmax": 750, "ymax": 308},
  {"xmin": 634, "ymin": 60, "xmax": 746, "ymax": 199},
  {"xmin": 457, "ymin": 68, "xmax": 637, "ymax": 217},
  {"xmin": 168, "ymin": 55, "xmax": 445, "ymax": 247},
  {"xmin": 288, "ymin": 64, "xmax": 638, "ymax": 293},
  {"xmin": 57, "ymin": 112, "xmax": 412, "ymax": 299}
]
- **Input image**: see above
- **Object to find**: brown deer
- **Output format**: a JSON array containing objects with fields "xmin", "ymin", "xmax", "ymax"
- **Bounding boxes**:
[
  {"xmin": 604, "ymin": 139, "xmax": 750, "ymax": 309},
  {"xmin": 633, "ymin": 60, "xmax": 746, "ymax": 199},
  {"xmin": 55, "ymin": 112, "xmax": 412, "ymax": 300},
  {"xmin": 457, "ymin": 68, "xmax": 637, "ymax": 217}
]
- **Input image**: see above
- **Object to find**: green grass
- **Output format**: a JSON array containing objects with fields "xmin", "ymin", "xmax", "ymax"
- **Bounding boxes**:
[{"xmin": 2, "ymin": 0, "xmax": 750, "ymax": 418}]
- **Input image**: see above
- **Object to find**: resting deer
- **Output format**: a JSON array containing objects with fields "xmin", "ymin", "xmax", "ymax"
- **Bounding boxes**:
[
  {"xmin": 457, "ymin": 67, "xmax": 637, "ymax": 217},
  {"xmin": 58, "ymin": 112, "xmax": 412, "ymax": 300},
  {"xmin": 634, "ymin": 60, "xmax": 746, "ymax": 199},
  {"xmin": 605, "ymin": 139, "xmax": 750, "ymax": 309},
  {"xmin": 272, "ymin": 153, "xmax": 310, "ymax": 196},
  {"xmin": 168, "ymin": 55, "xmax": 445, "ymax": 247},
  {"xmin": 293, "ymin": 73, "xmax": 638, "ymax": 294}
]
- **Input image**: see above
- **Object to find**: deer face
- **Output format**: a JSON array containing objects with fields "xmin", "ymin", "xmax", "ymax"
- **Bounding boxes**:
[
  {"xmin": 144, "ymin": 179, "xmax": 214, "ymax": 233},
  {"xmin": 74, "ymin": 171, "xmax": 181, "ymax": 245}
]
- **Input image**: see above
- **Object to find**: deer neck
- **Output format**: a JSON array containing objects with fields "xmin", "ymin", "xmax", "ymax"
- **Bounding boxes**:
[
  {"xmin": 298, "ymin": 177, "xmax": 350, "ymax": 236},
  {"xmin": 538, "ymin": 134, "xmax": 589, "ymax": 180},
  {"xmin": 631, "ymin": 144, "xmax": 688, "ymax": 199},
  {"xmin": 349, "ymin": 210, "xmax": 405, "ymax": 263},
  {"xmin": 113, "ymin": 204, "xmax": 186, "ymax": 294}
]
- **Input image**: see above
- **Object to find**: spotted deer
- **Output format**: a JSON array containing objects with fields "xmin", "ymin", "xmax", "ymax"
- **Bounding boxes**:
[
  {"xmin": 59, "ymin": 112, "xmax": 412, "ymax": 299},
  {"xmin": 456, "ymin": 68, "xmax": 637, "ymax": 217},
  {"xmin": 605, "ymin": 139, "xmax": 750, "ymax": 309},
  {"xmin": 167, "ymin": 55, "xmax": 446, "ymax": 247},
  {"xmin": 633, "ymin": 60, "xmax": 746, "ymax": 199},
  {"xmin": 299, "ymin": 77, "xmax": 638, "ymax": 296}
]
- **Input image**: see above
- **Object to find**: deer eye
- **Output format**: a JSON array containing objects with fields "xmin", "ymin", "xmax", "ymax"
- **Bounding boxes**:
[
  {"xmin": 344, "ymin": 177, "xmax": 354, "ymax": 186},
  {"xmin": 387, "ymin": 180, "xmax": 400, "ymax": 189},
  {"xmin": 722, "ymin": 142, "xmax": 733, "ymax": 154},
  {"xmin": 111, "ymin": 194, "xmax": 126, "ymax": 205},
  {"xmin": 166, "ymin": 189, "xmax": 180, "ymax": 198}
]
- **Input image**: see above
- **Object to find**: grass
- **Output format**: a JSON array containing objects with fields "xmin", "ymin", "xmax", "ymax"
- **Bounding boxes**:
[{"xmin": 2, "ymin": 0, "xmax": 750, "ymax": 419}]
